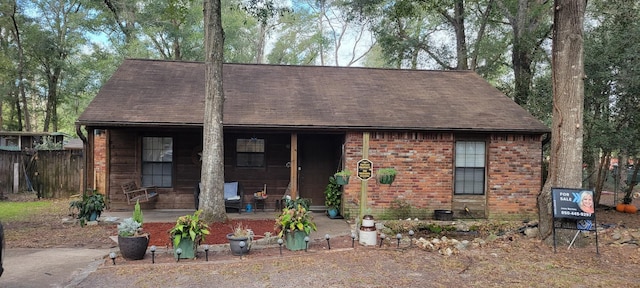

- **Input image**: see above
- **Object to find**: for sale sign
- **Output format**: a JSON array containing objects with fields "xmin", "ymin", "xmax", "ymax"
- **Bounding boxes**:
[{"xmin": 551, "ymin": 187, "xmax": 595, "ymax": 220}]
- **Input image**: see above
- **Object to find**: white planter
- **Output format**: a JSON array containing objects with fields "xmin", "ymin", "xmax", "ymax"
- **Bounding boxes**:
[{"xmin": 362, "ymin": 219, "xmax": 375, "ymax": 227}]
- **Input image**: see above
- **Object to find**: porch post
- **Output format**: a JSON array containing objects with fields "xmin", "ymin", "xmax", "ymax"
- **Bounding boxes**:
[
  {"xmin": 359, "ymin": 132, "xmax": 370, "ymax": 218},
  {"xmin": 290, "ymin": 133, "xmax": 298, "ymax": 199}
]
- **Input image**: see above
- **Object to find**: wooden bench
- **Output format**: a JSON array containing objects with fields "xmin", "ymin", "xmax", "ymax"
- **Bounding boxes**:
[{"xmin": 121, "ymin": 181, "xmax": 159, "ymax": 205}]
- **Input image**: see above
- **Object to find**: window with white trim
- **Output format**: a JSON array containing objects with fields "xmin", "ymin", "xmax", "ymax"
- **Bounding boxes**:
[
  {"xmin": 236, "ymin": 138, "xmax": 265, "ymax": 167},
  {"xmin": 142, "ymin": 137, "xmax": 173, "ymax": 187},
  {"xmin": 454, "ymin": 141, "xmax": 486, "ymax": 195}
]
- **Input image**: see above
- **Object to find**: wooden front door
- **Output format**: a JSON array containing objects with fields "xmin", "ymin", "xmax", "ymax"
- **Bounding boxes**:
[{"xmin": 298, "ymin": 134, "xmax": 342, "ymax": 210}]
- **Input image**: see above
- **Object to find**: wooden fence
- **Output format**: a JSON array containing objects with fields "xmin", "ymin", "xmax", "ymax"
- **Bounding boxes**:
[{"xmin": 0, "ymin": 150, "xmax": 84, "ymax": 199}]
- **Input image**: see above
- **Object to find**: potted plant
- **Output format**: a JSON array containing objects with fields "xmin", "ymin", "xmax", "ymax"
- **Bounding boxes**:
[
  {"xmin": 377, "ymin": 168, "xmax": 397, "ymax": 185},
  {"xmin": 226, "ymin": 222, "xmax": 253, "ymax": 255},
  {"xmin": 117, "ymin": 201, "xmax": 149, "ymax": 260},
  {"xmin": 324, "ymin": 176, "xmax": 342, "ymax": 218},
  {"xmin": 117, "ymin": 218, "xmax": 150, "ymax": 260},
  {"xmin": 169, "ymin": 210, "xmax": 210, "ymax": 259},
  {"xmin": 274, "ymin": 204, "xmax": 317, "ymax": 251},
  {"xmin": 69, "ymin": 189, "xmax": 106, "ymax": 225},
  {"xmin": 334, "ymin": 169, "xmax": 351, "ymax": 186}
]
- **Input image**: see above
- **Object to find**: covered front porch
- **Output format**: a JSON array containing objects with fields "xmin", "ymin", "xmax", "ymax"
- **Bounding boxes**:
[{"xmin": 87, "ymin": 128, "xmax": 345, "ymax": 212}]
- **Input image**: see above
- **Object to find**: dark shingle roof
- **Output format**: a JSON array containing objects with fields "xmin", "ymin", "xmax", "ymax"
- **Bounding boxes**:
[{"xmin": 77, "ymin": 59, "xmax": 549, "ymax": 133}]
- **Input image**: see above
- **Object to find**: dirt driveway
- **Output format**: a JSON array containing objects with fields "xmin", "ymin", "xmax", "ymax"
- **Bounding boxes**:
[{"xmin": 77, "ymin": 241, "xmax": 638, "ymax": 287}]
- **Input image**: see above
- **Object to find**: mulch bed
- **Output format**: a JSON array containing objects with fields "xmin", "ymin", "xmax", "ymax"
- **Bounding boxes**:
[{"xmin": 143, "ymin": 219, "xmax": 276, "ymax": 247}]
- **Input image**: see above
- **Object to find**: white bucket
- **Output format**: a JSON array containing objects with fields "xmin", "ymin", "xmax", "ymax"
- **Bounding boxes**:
[
  {"xmin": 359, "ymin": 229, "xmax": 377, "ymax": 246},
  {"xmin": 362, "ymin": 219, "xmax": 375, "ymax": 227}
]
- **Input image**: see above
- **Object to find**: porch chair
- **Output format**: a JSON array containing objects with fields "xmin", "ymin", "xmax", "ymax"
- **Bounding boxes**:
[
  {"xmin": 224, "ymin": 181, "xmax": 243, "ymax": 214},
  {"xmin": 120, "ymin": 181, "xmax": 158, "ymax": 205},
  {"xmin": 195, "ymin": 182, "xmax": 244, "ymax": 213}
]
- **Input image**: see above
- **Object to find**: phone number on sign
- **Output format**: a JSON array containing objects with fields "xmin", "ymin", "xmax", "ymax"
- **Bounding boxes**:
[{"xmin": 560, "ymin": 210, "xmax": 591, "ymax": 217}]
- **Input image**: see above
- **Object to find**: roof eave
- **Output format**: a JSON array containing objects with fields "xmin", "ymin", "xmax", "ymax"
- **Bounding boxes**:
[{"xmin": 77, "ymin": 121, "xmax": 549, "ymax": 134}]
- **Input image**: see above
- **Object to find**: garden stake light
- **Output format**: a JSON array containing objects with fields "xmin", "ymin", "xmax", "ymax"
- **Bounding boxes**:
[
  {"xmin": 396, "ymin": 233, "xmax": 402, "ymax": 248},
  {"xmin": 109, "ymin": 252, "xmax": 116, "ymax": 265},
  {"xmin": 176, "ymin": 248, "xmax": 182, "ymax": 262},
  {"xmin": 304, "ymin": 236, "xmax": 310, "ymax": 252},
  {"xmin": 238, "ymin": 241, "xmax": 246, "ymax": 257},
  {"xmin": 351, "ymin": 232, "xmax": 356, "ymax": 248},
  {"xmin": 408, "ymin": 230, "xmax": 414, "ymax": 247},
  {"xmin": 150, "ymin": 245, "xmax": 156, "ymax": 264},
  {"xmin": 379, "ymin": 233, "xmax": 385, "ymax": 248},
  {"xmin": 277, "ymin": 238, "xmax": 283, "ymax": 256},
  {"xmin": 203, "ymin": 245, "xmax": 209, "ymax": 261},
  {"xmin": 325, "ymin": 234, "xmax": 331, "ymax": 250}
]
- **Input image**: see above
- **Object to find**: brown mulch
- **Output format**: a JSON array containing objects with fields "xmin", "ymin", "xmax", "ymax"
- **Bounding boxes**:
[{"xmin": 143, "ymin": 220, "xmax": 276, "ymax": 247}]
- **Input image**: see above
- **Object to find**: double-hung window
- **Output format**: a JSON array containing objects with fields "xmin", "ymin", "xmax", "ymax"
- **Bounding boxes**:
[
  {"xmin": 142, "ymin": 137, "xmax": 173, "ymax": 187},
  {"xmin": 236, "ymin": 138, "xmax": 265, "ymax": 167},
  {"xmin": 454, "ymin": 141, "xmax": 486, "ymax": 195}
]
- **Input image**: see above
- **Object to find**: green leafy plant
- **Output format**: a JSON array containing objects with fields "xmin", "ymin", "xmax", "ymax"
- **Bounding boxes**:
[
  {"xmin": 334, "ymin": 169, "xmax": 352, "ymax": 177},
  {"xmin": 324, "ymin": 176, "xmax": 342, "ymax": 209},
  {"xmin": 334, "ymin": 169, "xmax": 352, "ymax": 185},
  {"xmin": 274, "ymin": 204, "xmax": 317, "ymax": 237},
  {"xmin": 282, "ymin": 196, "xmax": 311, "ymax": 210},
  {"xmin": 133, "ymin": 200, "xmax": 143, "ymax": 225},
  {"xmin": 117, "ymin": 218, "xmax": 142, "ymax": 237},
  {"xmin": 377, "ymin": 168, "xmax": 397, "ymax": 184},
  {"xmin": 69, "ymin": 190, "xmax": 106, "ymax": 225},
  {"xmin": 377, "ymin": 168, "xmax": 397, "ymax": 176},
  {"xmin": 169, "ymin": 210, "xmax": 210, "ymax": 247}
]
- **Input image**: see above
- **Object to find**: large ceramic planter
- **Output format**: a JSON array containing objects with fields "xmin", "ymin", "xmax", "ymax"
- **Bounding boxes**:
[
  {"xmin": 285, "ymin": 230, "xmax": 309, "ymax": 251},
  {"xmin": 226, "ymin": 234, "xmax": 251, "ymax": 256},
  {"xmin": 174, "ymin": 238, "xmax": 196, "ymax": 259},
  {"xmin": 327, "ymin": 207, "xmax": 339, "ymax": 218},
  {"xmin": 118, "ymin": 234, "xmax": 150, "ymax": 260}
]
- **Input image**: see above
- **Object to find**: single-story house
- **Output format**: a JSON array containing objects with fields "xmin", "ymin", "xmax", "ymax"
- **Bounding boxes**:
[{"xmin": 76, "ymin": 58, "xmax": 549, "ymax": 220}]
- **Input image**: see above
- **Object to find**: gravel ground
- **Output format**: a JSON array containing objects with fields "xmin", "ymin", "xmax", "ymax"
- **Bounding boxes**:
[{"xmin": 3, "ymin": 194, "xmax": 640, "ymax": 287}]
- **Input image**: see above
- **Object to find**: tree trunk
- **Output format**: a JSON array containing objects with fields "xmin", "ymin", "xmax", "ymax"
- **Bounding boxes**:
[
  {"xmin": 453, "ymin": 0, "xmax": 468, "ymax": 70},
  {"xmin": 10, "ymin": 2, "xmax": 32, "ymax": 131},
  {"xmin": 538, "ymin": 0, "xmax": 586, "ymax": 239},
  {"xmin": 593, "ymin": 152, "xmax": 610, "ymax": 206},
  {"xmin": 201, "ymin": 0, "xmax": 227, "ymax": 222},
  {"xmin": 255, "ymin": 23, "xmax": 266, "ymax": 64},
  {"xmin": 44, "ymin": 69, "xmax": 61, "ymax": 132},
  {"xmin": 512, "ymin": 50, "xmax": 532, "ymax": 105}
]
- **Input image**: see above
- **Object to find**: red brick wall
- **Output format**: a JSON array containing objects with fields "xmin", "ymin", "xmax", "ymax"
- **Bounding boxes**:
[
  {"xmin": 342, "ymin": 131, "xmax": 542, "ymax": 220},
  {"xmin": 93, "ymin": 131, "xmax": 107, "ymax": 195},
  {"xmin": 487, "ymin": 134, "xmax": 542, "ymax": 220}
]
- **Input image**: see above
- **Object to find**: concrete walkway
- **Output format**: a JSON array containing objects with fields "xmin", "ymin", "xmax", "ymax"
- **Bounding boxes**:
[
  {"xmin": 0, "ymin": 209, "xmax": 351, "ymax": 288},
  {"xmin": 0, "ymin": 248, "xmax": 108, "ymax": 288}
]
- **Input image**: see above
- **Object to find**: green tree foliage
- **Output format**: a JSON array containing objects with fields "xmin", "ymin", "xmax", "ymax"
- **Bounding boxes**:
[
  {"xmin": 267, "ymin": 8, "xmax": 326, "ymax": 65},
  {"xmin": 345, "ymin": 0, "xmax": 509, "ymax": 77},
  {"xmin": 582, "ymin": 0, "xmax": 640, "ymax": 202}
]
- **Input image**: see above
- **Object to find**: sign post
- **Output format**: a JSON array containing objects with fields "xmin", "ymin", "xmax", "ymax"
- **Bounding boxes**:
[
  {"xmin": 551, "ymin": 187, "xmax": 598, "ymax": 254},
  {"xmin": 359, "ymin": 133, "xmax": 370, "ymax": 219}
]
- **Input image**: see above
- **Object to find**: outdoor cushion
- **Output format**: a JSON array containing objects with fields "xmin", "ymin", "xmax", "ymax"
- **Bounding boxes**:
[{"xmin": 224, "ymin": 182, "xmax": 239, "ymax": 200}]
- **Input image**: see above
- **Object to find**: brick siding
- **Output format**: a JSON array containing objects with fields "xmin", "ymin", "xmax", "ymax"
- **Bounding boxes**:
[{"xmin": 342, "ymin": 132, "xmax": 542, "ymax": 220}]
